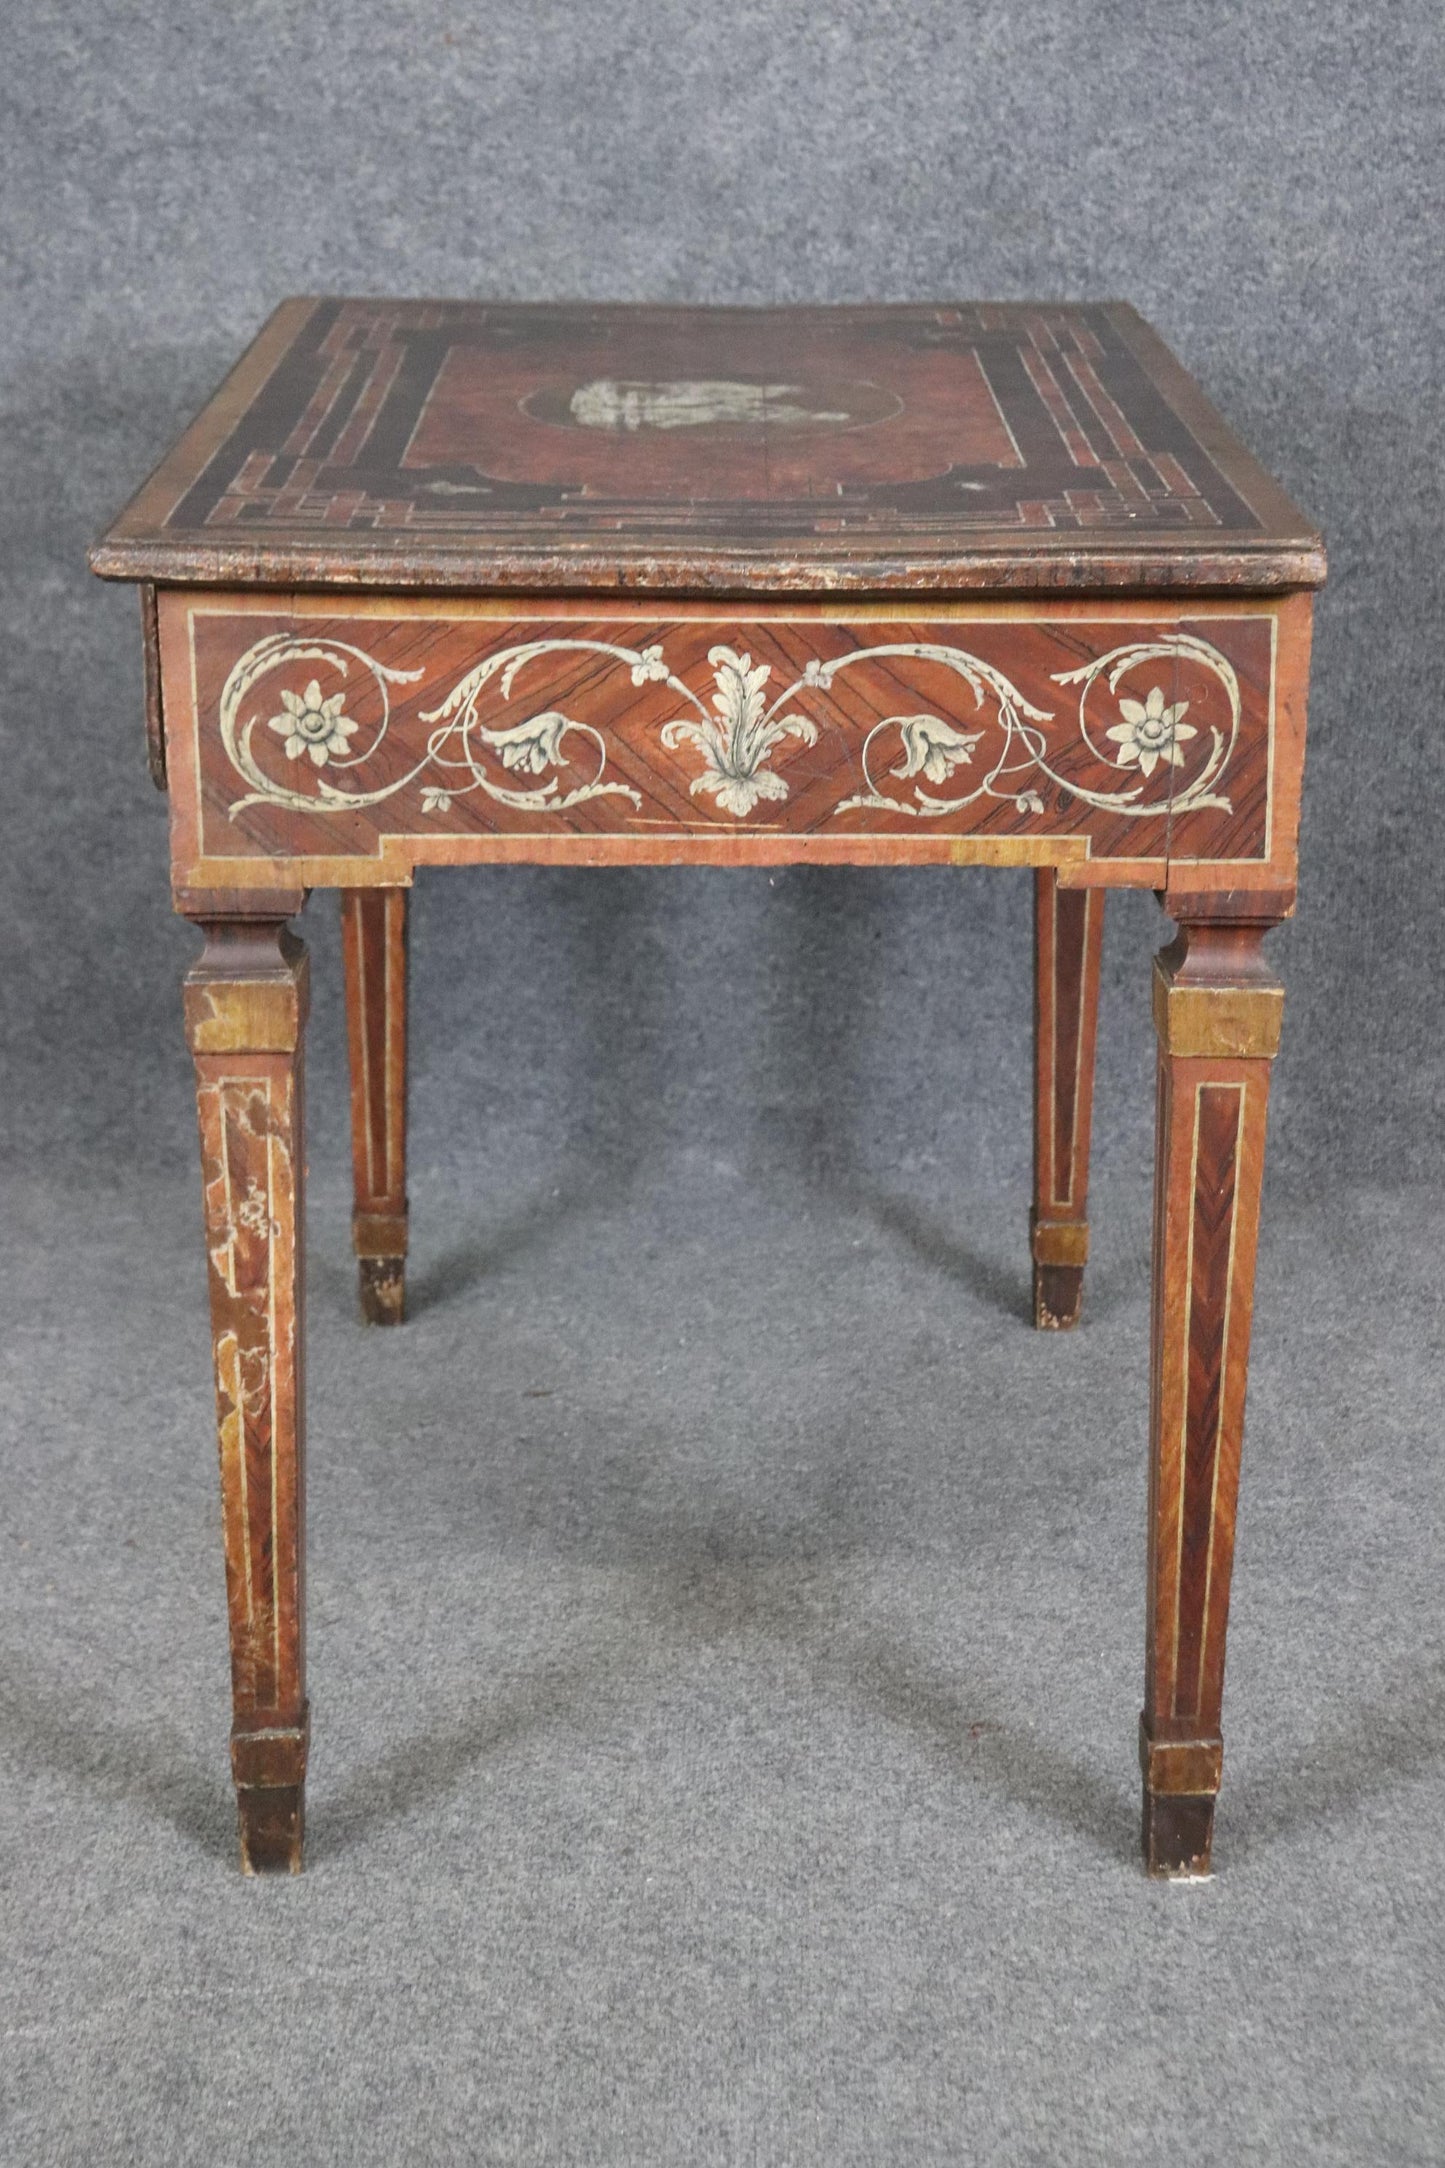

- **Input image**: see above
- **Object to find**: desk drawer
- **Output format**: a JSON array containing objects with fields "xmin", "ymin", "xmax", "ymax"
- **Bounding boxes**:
[{"xmin": 157, "ymin": 593, "xmax": 1309, "ymax": 895}]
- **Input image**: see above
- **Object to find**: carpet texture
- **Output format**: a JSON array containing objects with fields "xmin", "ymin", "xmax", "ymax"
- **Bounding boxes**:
[
  {"xmin": 1, "ymin": 1160, "xmax": 1443, "ymax": 2164},
  {"xmin": 2, "ymin": 1, "xmax": 1443, "ymax": 2161}
]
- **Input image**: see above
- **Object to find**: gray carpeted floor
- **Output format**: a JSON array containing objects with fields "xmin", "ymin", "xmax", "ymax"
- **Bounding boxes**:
[{"xmin": 2, "ymin": 1116, "xmax": 1443, "ymax": 2162}]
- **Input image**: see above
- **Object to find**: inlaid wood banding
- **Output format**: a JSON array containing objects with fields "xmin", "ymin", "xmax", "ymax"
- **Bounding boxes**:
[
  {"xmin": 184, "ymin": 913, "xmax": 309, "ymax": 1873},
  {"xmin": 1142, "ymin": 918, "xmax": 1281, "ymax": 1877},
  {"xmin": 341, "ymin": 888, "xmax": 409, "ymax": 1324},
  {"xmin": 89, "ymin": 299, "xmax": 1326, "ymax": 597},
  {"xmin": 1031, "ymin": 872, "xmax": 1105, "ymax": 1327}
]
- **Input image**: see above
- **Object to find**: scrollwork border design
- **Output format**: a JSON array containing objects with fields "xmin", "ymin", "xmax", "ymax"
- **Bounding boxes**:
[
  {"xmin": 221, "ymin": 634, "xmax": 648, "ymax": 819},
  {"xmin": 217, "ymin": 627, "xmax": 1243, "ymax": 828},
  {"xmin": 825, "ymin": 634, "xmax": 1239, "ymax": 821}
]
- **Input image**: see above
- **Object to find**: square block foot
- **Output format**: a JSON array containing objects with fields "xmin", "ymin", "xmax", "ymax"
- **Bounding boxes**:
[
  {"xmin": 358, "ymin": 1256, "xmax": 406, "ymax": 1326},
  {"xmin": 238, "ymin": 1784, "xmax": 305, "ymax": 1875},
  {"xmin": 1033, "ymin": 1260, "xmax": 1084, "ymax": 1330},
  {"xmin": 1142, "ymin": 1787, "xmax": 1215, "ymax": 1878}
]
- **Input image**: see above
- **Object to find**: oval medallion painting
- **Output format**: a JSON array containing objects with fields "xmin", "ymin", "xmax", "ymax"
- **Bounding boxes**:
[
  {"xmin": 398, "ymin": 305, "xmax": 1027, "ymax": 499},
  {"xmin": 523, "ymin": 376, "xmax": 903, "ymax": 433}
]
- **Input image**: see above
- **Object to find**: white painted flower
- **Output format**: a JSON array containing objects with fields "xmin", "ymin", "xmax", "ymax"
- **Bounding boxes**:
[
  {"xmin": 483, "ymin": 711, "xmax": 570, "ymax": 775},
  {"xmin": 660, "ymin": 645, "xmax": 818, "ymax": 818},
  {"xmin": 803, "ymin": 658, "xmax": 833, "ymax": 688},
  {"xmin": 1106, "ymin": 685, "xmax": 1196, "ymax": 778},
  {"xmin": 629, "ymin": 645, "xmax": 669, "ymax": 685},
  {"xmin": 1015, "ymin": 790, "xmax": 1045, "ymax": 815},
  {"xmin": 420, "ymin": 786, "xmax": 453, "ymax": 814},
  {"xmin": 267, "ymin": 679, "xmax": 360, "ymax": 766},
  {"xmin": 889, "ymin": 713, "xmax": 983, "ymax": 786}
]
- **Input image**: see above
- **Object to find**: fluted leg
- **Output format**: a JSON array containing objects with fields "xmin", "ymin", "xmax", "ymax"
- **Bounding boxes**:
[
  {"xmin": 1142, "ymin": 917, "xmax": 1283, "ymax": 1876},
  {"xmin": 341, "ymin": 888, "xmax": 409, "ymax": 1324},
  {"xmin": 1031, "ymin": 873, "xmax": 1104, "ymax": 1328},
  {"xmin": 184, "ymin": 909, "xmax": 310, "ymax": 1874}
]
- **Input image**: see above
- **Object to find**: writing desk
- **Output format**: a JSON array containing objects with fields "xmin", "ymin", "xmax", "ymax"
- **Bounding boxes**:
[{"xmin": 91, "ymin": 300, "xmax": 1324, "ymax": 1876}]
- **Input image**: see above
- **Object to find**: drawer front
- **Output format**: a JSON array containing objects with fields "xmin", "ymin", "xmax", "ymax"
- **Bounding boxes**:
[{"xmin": 158, "ymin": 595, "xmax": 1308, "ymax": 892}]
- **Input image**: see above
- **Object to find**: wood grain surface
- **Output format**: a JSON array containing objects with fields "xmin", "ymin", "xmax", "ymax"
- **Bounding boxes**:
[
  {"xmin": 89, "ymin": 300, "xmax": 1325, "ymax": 593},
  {"xmin": 157, "ymin": 591, "xmax": 1308, "ymax": 897},
  {"xmin": 1031, "ymin": 872, "xmax": 1105, "ymax": 1328},
  {"xmin": 1142, "ymin": 917, "xmax": 1283, "ymax": 1876},
  {"xmin": 341, "ymin": 888, "xmax": 409, "ymax": 1325},
  {"xmin": 184, "ymin": 915, "xmax": 310, "ymax": 1874}
]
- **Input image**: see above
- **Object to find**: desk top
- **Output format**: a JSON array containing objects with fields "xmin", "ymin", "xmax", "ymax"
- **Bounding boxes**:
[{"xmin": 92, "ymin": 299, "xmax": 1323, "ymax": 596}]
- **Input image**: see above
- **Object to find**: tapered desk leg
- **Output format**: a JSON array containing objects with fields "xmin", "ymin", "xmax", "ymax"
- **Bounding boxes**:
[
  {"xmin": 341, "ymin": 888, "xmax": 409, "ymax": 1325},
  {"xmin": 1142, "ymin": 917, "xmax": 1283, "ymax": 1877},
  {"xmin": 183, "ymin": 910, "xmax": 310, "ymax": 1874},
  {"xmin": 1031, "ymin": 873, "xmax": 1104, "ymax": 1328}
]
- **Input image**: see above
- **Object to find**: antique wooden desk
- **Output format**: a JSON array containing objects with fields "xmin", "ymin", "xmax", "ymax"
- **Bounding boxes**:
[{"xmin": 91, "ymin": 300, "xmax": 1324, "ymax": 1878}]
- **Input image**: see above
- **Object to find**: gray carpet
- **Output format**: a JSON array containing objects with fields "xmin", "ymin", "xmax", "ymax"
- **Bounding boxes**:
[
  {"xmin": 4, "ymin": 0, "xmax": 1445, "ymax": 2160},
  {"xmin": 2, "ymin": 1143, "xmax": 1443, "ymax": 2163}
]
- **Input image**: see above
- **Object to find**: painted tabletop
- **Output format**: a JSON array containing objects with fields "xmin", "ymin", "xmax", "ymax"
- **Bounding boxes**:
[{"xmin": 92, "ymin": 300, "xmax": 1323, "ymax": 595}]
